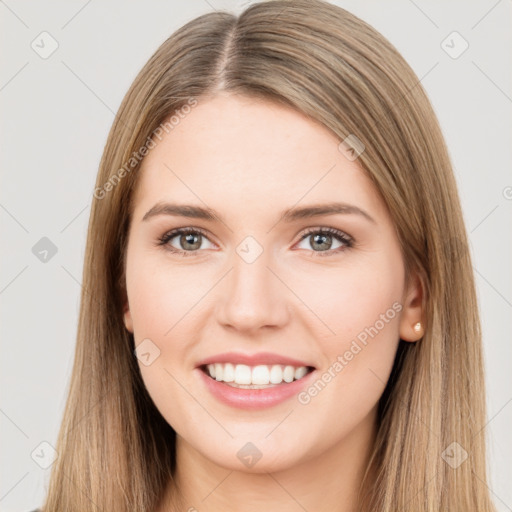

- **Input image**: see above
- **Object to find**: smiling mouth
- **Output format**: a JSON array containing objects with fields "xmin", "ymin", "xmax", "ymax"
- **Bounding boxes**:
[{"xmin": 200, "ymin": 363, "xmax": 315, "ymax": 389}]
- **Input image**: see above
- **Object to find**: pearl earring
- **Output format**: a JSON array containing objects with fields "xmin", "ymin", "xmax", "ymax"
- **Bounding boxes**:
[{"xmin": 413, "ymin": 322, "xmax": 422, "ymax": 333}]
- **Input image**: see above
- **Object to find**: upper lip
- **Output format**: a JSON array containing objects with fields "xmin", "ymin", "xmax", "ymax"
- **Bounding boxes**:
[{"xmin": 196, "ymin": 351, "xmax": 315, "ymax": 368}]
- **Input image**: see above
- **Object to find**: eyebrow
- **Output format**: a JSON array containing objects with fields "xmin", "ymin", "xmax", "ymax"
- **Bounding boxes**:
[{"xmin": 142, "ymin": 201, "xmax": 376, "ymax": 225}]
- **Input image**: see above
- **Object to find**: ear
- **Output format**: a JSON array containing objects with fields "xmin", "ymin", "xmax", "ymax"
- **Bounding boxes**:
[
  {"xmin": 123, "ymin": 300, "xmax": 134, "ymax": 333},
  {"xmin": 399, "ymin": 271, "xmax": 425, "ymax": 342}
]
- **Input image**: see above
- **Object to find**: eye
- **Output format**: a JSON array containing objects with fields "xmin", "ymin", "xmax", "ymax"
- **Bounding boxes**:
[
  {"xmin": 157, "ymin": 226, "xmax": 354, "ymax": 257},
  {"xmin": 157, "ymin": 227, "xmax": 215, "ymax": 256},
  {"xmin": 295, "ymin": 227, "xmax": 353, "ymax": 256}
]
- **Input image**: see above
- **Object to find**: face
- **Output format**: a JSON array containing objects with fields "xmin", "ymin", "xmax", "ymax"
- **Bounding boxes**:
[{"xmin": 123, "ymin": 93, "xmax": 422, "ymax": 473}]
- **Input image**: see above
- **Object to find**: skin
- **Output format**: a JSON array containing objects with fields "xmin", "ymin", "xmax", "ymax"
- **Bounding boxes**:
[{"xmin": 123, "ymin": 93, "xmax": 423, "ymax": 512}]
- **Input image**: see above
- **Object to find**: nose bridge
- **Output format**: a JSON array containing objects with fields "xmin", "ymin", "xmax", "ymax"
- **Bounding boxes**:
[{"xmin": 216, "ymin": 241, "xmax": 288, "ymax": 332}]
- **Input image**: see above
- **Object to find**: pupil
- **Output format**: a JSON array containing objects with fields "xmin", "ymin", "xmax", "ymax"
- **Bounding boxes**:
[
  {"xmin": 312, "ymin": 234, "xmax": 331, "ymax": 251},
  {"xmin": 182, "ymin": 233, "xmax": 200, "ymax": 250}
]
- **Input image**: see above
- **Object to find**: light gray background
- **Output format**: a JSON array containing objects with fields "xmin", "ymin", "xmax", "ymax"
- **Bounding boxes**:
[{"xmin": 1, "ymin": 1, "xmax": 511, "ymax": 511}]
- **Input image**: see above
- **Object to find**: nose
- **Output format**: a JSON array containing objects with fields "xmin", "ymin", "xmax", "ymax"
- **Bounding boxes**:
[{"xmin": 215, "ymin": 250, "xmax": 290, "ymax": 334}]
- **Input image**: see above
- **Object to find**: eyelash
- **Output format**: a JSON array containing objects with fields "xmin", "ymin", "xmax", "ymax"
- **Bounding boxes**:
[{"xmin": 157, "ymin": 226, "xmax": 354, "ymax": 258}]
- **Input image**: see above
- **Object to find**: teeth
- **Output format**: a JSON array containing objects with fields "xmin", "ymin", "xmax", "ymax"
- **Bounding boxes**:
[
  {"xmin": 234, "ymin": 364, "xmax": 252, "ymax": 384},
  {"xmin": 205, "ymin": 363, "xmax": 311, "ymax": 385},
  {"xmin": 223, "ymin": 363, "xmax": 235, "ymax": 382},
  {"xmin": 251, "ymin": 365, "xmax": 270, "ymax": 385},
  {"xmin": 269, "ymin": 365, "xmax": 283, "ymax": 384},
  {"xmin": 283, "ymin": 365, "xmax": 295, "ymax": 383},
  {"xmin": 294, "ymin": 366, "xmax": 308, "ymax": 380}
]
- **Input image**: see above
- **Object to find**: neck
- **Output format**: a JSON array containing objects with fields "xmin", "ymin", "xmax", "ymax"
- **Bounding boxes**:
[{"xmin": 157, "ymin": 408, "xmax": 378, "ymax": 512}]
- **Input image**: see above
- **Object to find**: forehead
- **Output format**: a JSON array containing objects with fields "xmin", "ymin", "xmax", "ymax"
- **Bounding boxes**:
[{"xmin": 132, "ymin": 94, "xmax": 387, "ymax": 223}]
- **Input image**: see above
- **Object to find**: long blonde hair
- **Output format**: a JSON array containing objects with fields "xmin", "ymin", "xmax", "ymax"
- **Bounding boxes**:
[{"xmin": 42, "ymin": 1, "xmax": 495, "ymax": 510}]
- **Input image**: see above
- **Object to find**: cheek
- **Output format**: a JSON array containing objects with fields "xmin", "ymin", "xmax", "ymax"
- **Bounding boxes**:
[
  {"xmin": 290, "ymin": 251, "xmax": 404, "ymax": 344},
  {"xmin": 126, "ymin": 253, "xmax": 210, "ymax": 337},
  {"xmin": 126, "ymin": 254, "xmax": 212, "ymax": 405},
  {"xmin": 126, "ymin": 255, "xmax": 206, "ymax": 429},
  {"xmin": 291, "ymin": 254, "xmax": 403, "ymax": 408}
]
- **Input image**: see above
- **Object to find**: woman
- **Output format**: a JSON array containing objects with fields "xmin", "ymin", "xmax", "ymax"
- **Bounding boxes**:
[{"xmin": 38, "ymin": 0, "xmax": 496, "ymax": 510}]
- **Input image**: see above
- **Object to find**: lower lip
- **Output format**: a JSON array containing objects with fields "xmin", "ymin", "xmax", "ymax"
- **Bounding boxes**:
[{"xmin": 196, "ymin": 367, "xmax": 316, "ymax": 410}]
